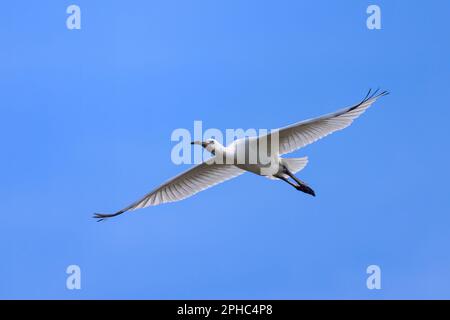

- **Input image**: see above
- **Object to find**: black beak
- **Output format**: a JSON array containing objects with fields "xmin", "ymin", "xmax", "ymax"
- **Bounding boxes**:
[{"xmin": 191, "ymin": 141, "xmax": 208, "ymax": 147}]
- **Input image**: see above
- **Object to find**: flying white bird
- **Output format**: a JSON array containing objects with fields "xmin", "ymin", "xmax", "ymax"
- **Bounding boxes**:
[{"xmin": 94, "ymin": 89, "xmax": 388, "ymax": 221}]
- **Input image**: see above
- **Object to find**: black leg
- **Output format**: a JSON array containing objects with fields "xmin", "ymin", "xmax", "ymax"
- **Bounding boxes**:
[
  {"xmin": 275, "ymin": 174, "xmax": 300, "ymax": 190},
  {"xmin": 284, "ymin": 168, "xmax": 303, "ymax": 185},
  {"xmin": 283, "ymin": 168, "xmax": 316, "ymax": 197}
]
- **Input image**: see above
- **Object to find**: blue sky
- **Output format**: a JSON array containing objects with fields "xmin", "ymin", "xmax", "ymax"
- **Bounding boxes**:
[{"xmin": 1, "ymin": 0, "xmax": 450, "ymax": 299}]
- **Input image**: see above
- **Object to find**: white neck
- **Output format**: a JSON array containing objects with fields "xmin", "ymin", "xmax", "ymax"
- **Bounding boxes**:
[{"xmin": 206, "ymin": 142, "xmax": 225, "ymax": 155}]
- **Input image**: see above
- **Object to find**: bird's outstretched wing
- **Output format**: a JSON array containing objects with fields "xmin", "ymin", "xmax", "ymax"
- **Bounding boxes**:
[
  {"xmin": 267, "ymin": 89, "xmax": 388, "ymax": 155},
  {"xmin": 94, "ymin": 161, "xmax": 245, "ymax": 221}
]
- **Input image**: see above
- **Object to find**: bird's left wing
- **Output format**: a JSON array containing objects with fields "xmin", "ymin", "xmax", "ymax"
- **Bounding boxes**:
[
  {"xmin": 265, "ymin": 89, "xmax": 388, "ymax": 155},
  {"xmin": 94, "ymin": 160, "xmax": 245, "ymax": 221}
]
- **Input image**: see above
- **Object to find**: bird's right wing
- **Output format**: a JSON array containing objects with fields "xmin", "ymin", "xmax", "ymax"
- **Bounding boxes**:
[
  {"xmin": 94, "ymin": 160, "xmax": 245, "ymax": 221},
  {"xmin": 267, "ymin": 89, "xmax": 388, "ymax": 155}
]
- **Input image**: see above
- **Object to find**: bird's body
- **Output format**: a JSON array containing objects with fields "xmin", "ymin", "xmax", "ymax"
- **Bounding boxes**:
[
  {"xmin": 94, "ymin": 89, "xmax": 388, "ymax": 221},
  {"xmin": 210, "ymin": 136, "xmax": 280, "ymax": 177},
  {"xmin": 225, "ymin": 138, "xmax": 305, "ymax": 179}
]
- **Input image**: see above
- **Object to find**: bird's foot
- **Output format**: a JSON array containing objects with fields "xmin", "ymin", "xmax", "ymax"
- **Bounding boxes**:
[{"xmin": 295, "ymin": 184, "xmax": 316, "ymax": 197}]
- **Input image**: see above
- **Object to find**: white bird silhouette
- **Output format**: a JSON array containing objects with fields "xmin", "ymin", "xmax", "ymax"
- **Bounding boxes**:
[{"xmin": 94, "ymin": 89, "xmax": 388, "ymax": 221}]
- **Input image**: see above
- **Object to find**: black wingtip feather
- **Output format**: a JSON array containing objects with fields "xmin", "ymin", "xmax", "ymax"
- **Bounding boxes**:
[
  {"xmin": 93, "ymin": 210, "xmax": 126, "ymax": 222},
  {"xmin": 368, "ymin": 88, "xmax": 390, "ymax": 100},
  {"xmin": 93, "ymin": 213, "xmax": 108, "ymax": 222},
  {"xmin": 349, "ymin": 88, "xmax": 389, "ymax": 111}
]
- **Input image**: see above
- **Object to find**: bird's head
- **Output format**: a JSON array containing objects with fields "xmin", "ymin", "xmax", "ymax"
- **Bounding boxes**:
[{"xmin": 191, "ymin": 138, "xmax": 222, "ymax": 155}]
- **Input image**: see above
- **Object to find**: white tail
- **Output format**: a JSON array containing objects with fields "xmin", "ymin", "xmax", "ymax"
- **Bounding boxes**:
[{"xmin": 282, "ymin": 156, "xmax": 308, "ymax": 174}]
